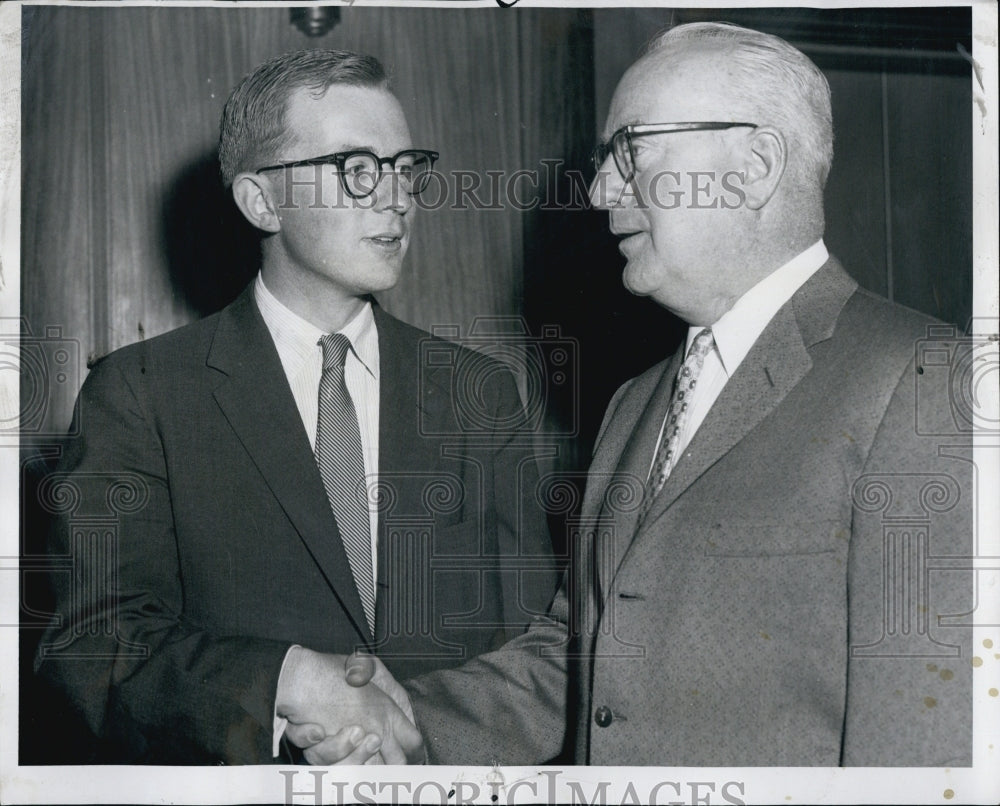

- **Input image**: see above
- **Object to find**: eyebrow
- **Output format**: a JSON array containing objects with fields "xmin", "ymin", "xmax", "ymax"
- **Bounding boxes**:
[
  {"xmin": 333, "ymin": 144, "xmax": 417, "ymax": 156},
  {"xmin": 334, "ymin": 143, "xmax": 378, "ymax": 153},
  {"xmin": 600, "ymin": 119, "xmax": 644, "ymax": 141}
]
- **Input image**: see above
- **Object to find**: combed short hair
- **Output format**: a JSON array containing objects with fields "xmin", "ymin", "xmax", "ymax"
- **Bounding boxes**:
[
  {"xmin": 219, "ymin": 49, "xmax": 387, "ymax": 186},
  {"xmin": 647, "ymin": 22, "xmax": 834, "ymax": 189}
]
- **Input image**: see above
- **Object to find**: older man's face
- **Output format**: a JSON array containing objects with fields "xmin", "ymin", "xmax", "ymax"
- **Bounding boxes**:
[{"xmin": 590, "ymin": 47, "xmax": 755, "ymax": 325}]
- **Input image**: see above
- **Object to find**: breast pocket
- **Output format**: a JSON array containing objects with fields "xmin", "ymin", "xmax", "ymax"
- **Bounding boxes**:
[{"xmin": 703, "ymin": 520, "xmax": 847, "ymax": 557}]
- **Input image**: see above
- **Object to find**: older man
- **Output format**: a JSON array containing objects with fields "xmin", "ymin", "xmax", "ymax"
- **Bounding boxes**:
[
  {"xmin": 35, "ymin": 49, "xmax": 556, "ymax": 764},
  {"xmin": 329, "ymin": 21, "xmax": 973, "ymax": 767}
]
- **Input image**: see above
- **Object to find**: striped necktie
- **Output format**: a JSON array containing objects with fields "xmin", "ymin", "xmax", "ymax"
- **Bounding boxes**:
[{"xmin": 315, "ymin": 333, "xmax": 375, "ymax": 633}]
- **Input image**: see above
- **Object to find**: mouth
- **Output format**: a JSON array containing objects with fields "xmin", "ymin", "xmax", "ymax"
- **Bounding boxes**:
[
  {"xmin": 612, "ymin": 229, "xmax": 646, "ymax": 256},
  {"xmin": 365, "ymin": 233, "xmax": 406, "ymax": 251},
  {"xmin": 609, "ymin": 216, "xmax": 645, "ymax": 239}
]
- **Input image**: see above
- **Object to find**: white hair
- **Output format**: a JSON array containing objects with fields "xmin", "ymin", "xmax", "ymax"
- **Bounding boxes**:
[{"xmin": 647, "ymin": 22, "xmax": 834, "ymax": 189}]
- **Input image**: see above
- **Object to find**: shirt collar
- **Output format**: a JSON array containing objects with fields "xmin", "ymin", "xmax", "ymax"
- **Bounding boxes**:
[
  {"xmin": 688, "ymin": 239, "xmax": 829, "ymax": 375},
  {"xmin": 337, "ymin": 297, "xmax": 379, "ymax": 381},
  {"xmin": 254, "ymin": 273, "xmax": 379, "ymax": 381}
]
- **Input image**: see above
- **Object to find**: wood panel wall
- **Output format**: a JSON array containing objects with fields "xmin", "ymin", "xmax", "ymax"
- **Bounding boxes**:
[{"xmin": 21, "ymin": 5, "xmax": 593, "ymax": 436}]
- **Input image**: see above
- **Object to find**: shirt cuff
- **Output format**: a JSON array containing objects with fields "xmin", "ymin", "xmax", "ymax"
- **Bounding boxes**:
[{"xmin": 273, "ymin": 644, "xmax": 302, "ymax": 758}]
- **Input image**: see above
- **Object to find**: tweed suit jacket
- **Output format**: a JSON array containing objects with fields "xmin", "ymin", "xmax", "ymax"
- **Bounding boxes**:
[
  {"xmin": 35, "ymin": 285, "xmax": 556, "ymax": 764},
  {"xmin": 408, "ymin": 257, "xmax": 973, "ymax": 766}
]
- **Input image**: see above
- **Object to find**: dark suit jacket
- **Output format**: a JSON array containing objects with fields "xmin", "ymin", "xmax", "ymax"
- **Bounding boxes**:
[
  {"xmin": 35, "ymin": 286, "xmax": 556, "ymax": 764},
  {"xmin": 408, "ymin": 257, "xmax": 973, "ymax": 766}
]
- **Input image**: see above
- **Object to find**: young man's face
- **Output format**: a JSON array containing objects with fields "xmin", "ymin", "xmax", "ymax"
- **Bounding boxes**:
[{"xmin": 261, "ymin": 84, "xmax": 416, "ymax": 320}]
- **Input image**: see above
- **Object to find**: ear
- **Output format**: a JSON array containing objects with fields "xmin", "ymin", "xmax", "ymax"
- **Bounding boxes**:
[
  {"xmin": 231, "ymin": 172, "xmax": 282, "ymax": 233},
  {"xmin": 741, "ymin": 126, "xmax": 787, "ymax": 211}
]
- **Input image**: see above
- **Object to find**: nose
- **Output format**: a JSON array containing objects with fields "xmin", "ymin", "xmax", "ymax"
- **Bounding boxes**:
[
  {"xmin": 589, "ymin": 155, "xmax": 629, "ymax": 210},
  {"xmin": 373, "ymin": 169, "xmax": 414, "ymax": 214}
]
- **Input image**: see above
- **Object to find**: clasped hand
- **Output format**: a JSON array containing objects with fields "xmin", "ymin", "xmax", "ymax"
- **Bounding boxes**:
[{"xmin": 276, "ymin": 648, "xmax": 422, "ymax": 765}]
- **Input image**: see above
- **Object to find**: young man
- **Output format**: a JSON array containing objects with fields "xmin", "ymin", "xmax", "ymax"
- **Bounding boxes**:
[{"xmin": 36, "ymin": 49, "xmax": 556, "ymax": 764}]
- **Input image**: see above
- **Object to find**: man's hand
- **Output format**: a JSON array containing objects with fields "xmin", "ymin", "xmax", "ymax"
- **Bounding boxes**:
[
  {"xmin": 285, "ymin": 722, "xmax": 386, "ymax": 765},
  {"xmin": 276, "ymin": 649, "xmax": 422, "ymax": 765}
]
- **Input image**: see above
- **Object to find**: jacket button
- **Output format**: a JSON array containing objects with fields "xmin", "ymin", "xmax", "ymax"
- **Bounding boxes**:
[{"xmin": 594, "ymin": 705, "xmax": 613, "ymax": 728}]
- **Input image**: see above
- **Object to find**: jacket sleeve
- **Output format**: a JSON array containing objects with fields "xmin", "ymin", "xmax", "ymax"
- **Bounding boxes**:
[
  {"xmin": 405, "ymin": 582, "xmax": 571, "ymax": 765},
  {"xmin": 34, "ymin": 355, "xmax": 291, "ymax": 764}
]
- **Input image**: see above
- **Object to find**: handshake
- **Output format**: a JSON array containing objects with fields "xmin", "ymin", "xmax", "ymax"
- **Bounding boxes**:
[{"xmin": 276, "ymin": 648, "xmax": 425, "ymax": 765}]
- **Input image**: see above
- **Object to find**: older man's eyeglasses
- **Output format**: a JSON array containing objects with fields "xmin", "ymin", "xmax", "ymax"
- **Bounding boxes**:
[
  {"xmin": 591, "ymin": 122, "xmax": 757, "ymax": 183},
  {"xmin": 256, "ymin": 149, "xmax": 440, "ymax": 199}
]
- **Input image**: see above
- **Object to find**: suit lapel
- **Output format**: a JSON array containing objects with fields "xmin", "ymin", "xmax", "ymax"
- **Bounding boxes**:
[
  {"xmin": 207, "ymin": 288, "xmax": 373, "ymax": 643},
  {"xmin": 374, "ymin": 306, "xmax": 406, "ymax": 464},
  {"xmin": 647, "ymin": 257, "xmax": 857, "ymax": 524},
  {"xmin": 641, "ymin": 305, "xmax": 813, "ymax": 528},
  {"xmin": 373, "ymin": 305, "xmax": 441, "ymax": 483},
  {"xmin": 372, "ymin": 305, "xmax": 449, "ymax": 509},
  {"xmin": 608, "ymin": 257, "xmax": 858, "ymax": 579},
  {"xmin": 589, "ymin": 354, "xmax": 679, "ymax": 601}
]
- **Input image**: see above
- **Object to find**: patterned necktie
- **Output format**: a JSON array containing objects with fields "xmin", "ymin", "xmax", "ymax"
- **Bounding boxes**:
[
  {"xmin": 636, "ymin": 328, "xmax": 716, "ymax": 526},
  {"xmin": 315, "ymin": 334, "xmax": 375, "ymax": 633}
]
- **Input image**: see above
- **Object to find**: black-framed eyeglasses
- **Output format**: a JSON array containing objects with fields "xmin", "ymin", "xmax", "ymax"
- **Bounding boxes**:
[
  {"xmin": 591, "ymin": 122, "xmax": 757, "ymax": 182},
  {"xmin": 256, "ymin": 149, "xmax": 440, "ymax": 199}
]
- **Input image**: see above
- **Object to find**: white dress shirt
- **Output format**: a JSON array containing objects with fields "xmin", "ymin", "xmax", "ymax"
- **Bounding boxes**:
[{"xmin": 649, "ymin": 240, "xmax": 829, "ymax": 477}]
